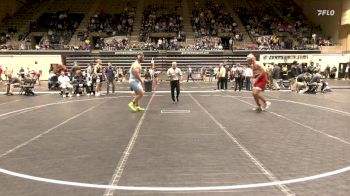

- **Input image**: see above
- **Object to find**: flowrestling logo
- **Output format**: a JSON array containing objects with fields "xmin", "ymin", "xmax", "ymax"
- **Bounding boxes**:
[{"xmin": 317, "ymin": 10, "xmax": 335, "ymax": 16}]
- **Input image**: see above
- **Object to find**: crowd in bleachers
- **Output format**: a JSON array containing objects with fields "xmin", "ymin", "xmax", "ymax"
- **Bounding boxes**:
[
  {"xmin": 180, "ymin": 36, "xmax": 223, "ymax": 51},
  {"xmin": 29, "ymin": 10, "xmax": 84, "ymax": 50},
  {"xmin": 0, "ymin": 0, "xmax": 336, "ymax": 51},
  {"xmin": 191, "ymin": 1, "xmax": 238, "ymax": 38},
  {"xmin": 235, "ymin": 0, "xmax": 334, "ymax": 50},
  {"xmin": 236, "ymin": 5, "xmax": 294, "ymax": 50},
  {"xmin": 139, "ymin": 5, "xmax": 184, "ymax": 42},
  {"xmin": 101, "ymin": 37, "xmax": 130, "ymax": 50},
  {"xmin": 88, "ymin": 6, "xmax": 135, "ymax": 36},
  {"xmin": 272, "ymin": 0, "xmax": 334, "ymax": 48}
]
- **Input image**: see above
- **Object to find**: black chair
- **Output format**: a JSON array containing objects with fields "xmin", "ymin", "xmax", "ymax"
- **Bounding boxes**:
[{"xmin": 20, "ymin": 78, "xmax": 36, "ymax": 96}]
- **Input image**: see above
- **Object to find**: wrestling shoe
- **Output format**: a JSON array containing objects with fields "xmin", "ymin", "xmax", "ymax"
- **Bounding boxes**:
[
  {"xmin": 128, "ymin": 102, "xmax": 137, "ymax": 112},
  {"xmin": 136, "ymin": 106, "xmax": 145, "ymax": 111},
  {"xmin": 252, "ymin": 107, "xmax": 263, "ymax": 112},
  {"xmin": 263, "ymin": 101, "xmax": 271, "ymax": 110}
]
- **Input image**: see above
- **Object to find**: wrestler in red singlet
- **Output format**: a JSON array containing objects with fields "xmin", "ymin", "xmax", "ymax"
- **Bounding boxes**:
[{"xmin": 247, "ymin": 54, "xmax": 271, "ymax": 112}]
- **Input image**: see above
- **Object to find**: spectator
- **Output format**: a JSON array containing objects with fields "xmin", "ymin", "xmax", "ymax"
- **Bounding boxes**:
[
  {"xmin": 31, "ymin": 70, "xmax": 41, "ymax": 85},
  {"xmin": 58, "ymin": 71, "xmax": 73, "ymax": 97},
  {"xmin": 70, "ymin": 61, "xmax": 81, "ymax": 79},
  {"xmin": 233, "ymin": 63, "xmax": 244, "ymax": 91},
  {"xmin": 330, "ymin": 65, "xmax": 337, "ymax": 79},
  {"xmin": 104, "ymin": 62, "xmax": 116, "ymax": 94},
  {"xmin": 19, "ymin": 67, "xmax": 26, "ymax": 79},
  {"xmin": 72, "ymin": 70, "xmax": 88, "ymax": 96},
  {"xmin": 324, "ymin": 65, "xmax": 330, "ymax": 79},
  {"xmin": 5, "ymin": 74, "xmax": 21, "ymax": 95},
  {"xmin": 187, "ymin": 66, "xmax": 195, "ymax": 82},
  {"xmin": 272, "ymin": 63, "xmax": 281, "ymax": 90},
  {"xmin": 244, "ymin": 65, "xmax": 253, "ymax": 91}
]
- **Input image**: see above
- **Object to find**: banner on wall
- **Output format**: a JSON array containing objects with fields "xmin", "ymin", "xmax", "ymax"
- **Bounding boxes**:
[{"xmin": 260, "ymin": 54, "xmax": 312, "ymax": 64}]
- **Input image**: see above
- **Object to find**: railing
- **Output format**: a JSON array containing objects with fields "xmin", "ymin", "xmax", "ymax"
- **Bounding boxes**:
[{"xmin": 61, "ymin": 49, "xmax": 321, "ymax": 72}]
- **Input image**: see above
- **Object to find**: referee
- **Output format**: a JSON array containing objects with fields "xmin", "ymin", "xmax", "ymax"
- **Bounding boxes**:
[{"xmin": 167, "ymin": 62, "xmax": 183, "ymax": 103}]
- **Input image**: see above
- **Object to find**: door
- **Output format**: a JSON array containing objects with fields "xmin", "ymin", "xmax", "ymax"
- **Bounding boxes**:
[{"xmin": 338, "ymin": 63, "xmax": 347, "ymax": 79}]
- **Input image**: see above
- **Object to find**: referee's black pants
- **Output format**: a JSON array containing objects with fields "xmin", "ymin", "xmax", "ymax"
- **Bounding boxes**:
[
  {"xmin": 218, "ymin": 77, "xmax": 225, "ymax": 90},
  {"xmin": 170, "ymin": 80, "xmax": 180, "ymax": 102}
]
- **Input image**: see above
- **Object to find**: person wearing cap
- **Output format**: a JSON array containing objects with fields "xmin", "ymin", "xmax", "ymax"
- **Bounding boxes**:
[
  {"xmin": 247, "ymin": 54, "xmax": 271, "ymax": 111},
  {"xmin": 167, "ymin": 62, "xmax": 183, "ymax": 103},
  {"xmin": 128, "ymin": 53, "xmax": 145, "ymax": 111}
]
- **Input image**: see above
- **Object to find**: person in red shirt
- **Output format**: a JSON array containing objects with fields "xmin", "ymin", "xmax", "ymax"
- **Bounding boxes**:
[
  {"xmin": 31, "ymin": 70, "xmax": 41, "ymax": 85},
  {"xmin": 247, "ymin": 54, "xmax": 271, "ymax": 112}
]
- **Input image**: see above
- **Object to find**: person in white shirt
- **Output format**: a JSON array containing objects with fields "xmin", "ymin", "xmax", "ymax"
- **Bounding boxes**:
[
  {"xmin": 213, "ymin": 66, "xmax": 219, "ymax": 80},
  {"xmin": 167, "ymin": 62, "xmax": 183, "ymax": 103},
  {"xmin": 149, "ymin": 61, "xmax": 157, "ymax": 91},
  {"xmin": 58, "ymin": 71, "xmax": 73, "ymax": 97},
  {"xmin": 244, "ymin": 65, "xmax": 253, "ymax": 91},
  {"xmin": 187, "ymin": 66, "xmax": 195, "ymax": 82}
]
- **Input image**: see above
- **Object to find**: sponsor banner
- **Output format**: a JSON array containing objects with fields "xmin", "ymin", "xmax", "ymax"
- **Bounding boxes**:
[
  {"xmin": 99, "ymin": 51, "xmax": 159, "ymax": 55},
  {"xmin": 260, "ymin": 53, "xmax": 349, "ymax": 73},
  {"xmin": 260, "ymin": 54, "xmax": 311, "ymax": 64},
  {"xmin": 166, "ymin": 51, "xmax": 224, "ymax": 55}
]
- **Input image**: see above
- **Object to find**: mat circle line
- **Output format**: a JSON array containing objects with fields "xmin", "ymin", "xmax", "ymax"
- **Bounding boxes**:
[{"xmin": 0, "ymin": 95, "xmax": 349, "ymax": 191}]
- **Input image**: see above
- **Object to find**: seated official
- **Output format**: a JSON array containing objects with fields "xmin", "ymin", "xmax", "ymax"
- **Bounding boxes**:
[
  {"xmin": 5, "ymin": 74, "xmax": 21, "ymax": 95},
  {"xmin": 72, "ymin": 70, "xmax": 89, "ymax": 96},
  {"xmin": 58, "ymin": 71, "xmax": 73, "ymax": 97}
]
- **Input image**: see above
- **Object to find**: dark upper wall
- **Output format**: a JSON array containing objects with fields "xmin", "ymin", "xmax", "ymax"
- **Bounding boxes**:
[
  {"xmin": 293, "ymin": 0, "xmax": 342, "ymax": 40},
  {"xmin": 0, "ymin": 0, "xmax": 24, "ymax": 22}
]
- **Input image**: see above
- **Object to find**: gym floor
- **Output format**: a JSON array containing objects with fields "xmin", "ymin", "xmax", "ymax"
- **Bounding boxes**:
[{"xmin": 0, "ymin": 82, "xmax": 349, "ymax": 196}]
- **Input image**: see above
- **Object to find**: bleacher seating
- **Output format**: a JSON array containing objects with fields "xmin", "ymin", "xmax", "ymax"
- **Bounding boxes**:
[
  {"xmin": 139, "ymin": 2, "xmax": 184, "ymax": 44},
  {"xmin": 0, "ymin": 0, "xmax": 335, "ymax": 51},
  {"xmin": 29, "ymin": 11, "xmax": 84, "ymax": 49},
  {"xmin": 64, "ymin": 55, "xmax": 248, "ymax": 74}
]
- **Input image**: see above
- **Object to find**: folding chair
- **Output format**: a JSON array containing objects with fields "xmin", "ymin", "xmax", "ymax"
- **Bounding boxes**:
[{"xmin": 20, "ymin": 78, "xmax": 36, "ymax": 96}]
